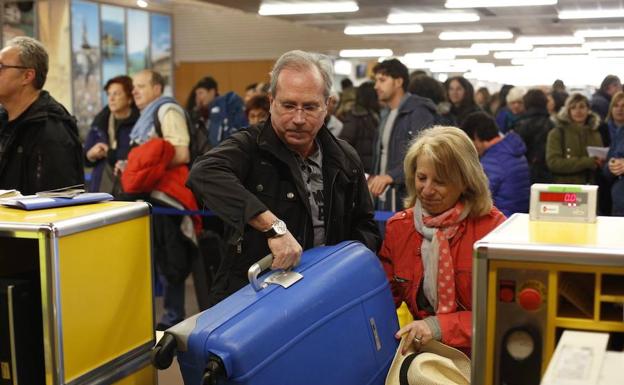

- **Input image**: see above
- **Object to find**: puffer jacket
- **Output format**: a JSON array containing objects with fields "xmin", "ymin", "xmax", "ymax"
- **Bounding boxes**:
[
  {"xmin": 379, "ymin": 206, "xmax": 505, "ymax": 350},
  {"xmin": 481, "ymin": 132, "xmax": 530, "ymax": 217},
  {"xmin": 121, "ymin": 138, "xmax": 200, "ymax": 232},
  {"xmin": 546, "ymin": 110, "xmax": 603, "ymax": 184},
  {"xmin": 339, "ymin": 105, "xmax": 379, "ymax": 174}
]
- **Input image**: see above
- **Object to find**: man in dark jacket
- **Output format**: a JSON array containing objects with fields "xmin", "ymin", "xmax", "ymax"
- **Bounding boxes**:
[
  {"xmin": 591, "ymin": 75, "xmax": 621, "ymax": 121},
  {"xmin": 511, "ymin": 89, "xmax": 555, "ymax": 184},
  {"xmin": 463, "ymin": 112, "xmax": 530, "ymax": 217},
  {"xmin": 0, "ymin": 36, "xmax": 83, "ymax": 194},
  {"xmin": 370, "ymin": 59, "xmax": 438, "ymax": 211},
  {"xmin": 187, "ymin": 50, "xmax": 381, "ymax": 306}
]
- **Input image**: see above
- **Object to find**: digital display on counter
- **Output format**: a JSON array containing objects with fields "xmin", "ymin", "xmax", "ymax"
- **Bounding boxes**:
[{"xmin": 539, "ymin": 192, "xmax": 580, "ymax": 203}]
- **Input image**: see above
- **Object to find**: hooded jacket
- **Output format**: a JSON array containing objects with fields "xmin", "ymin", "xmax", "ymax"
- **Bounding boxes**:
[
  {"xmin": 546, "ymin": 109, "xmax": 603, "ymax": 184},
  {"xmin": 480, "ymin": 132, "xmax": 530, "ymax": 217},
  {"xmin": 0, "ymin": 91, "xmax": 84, "ymax": 195}
]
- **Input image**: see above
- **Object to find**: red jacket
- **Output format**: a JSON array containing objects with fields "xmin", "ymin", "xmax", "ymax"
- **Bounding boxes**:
[
  {"xmin": 379, "ymin": 206, "xmax": 505, "ymax": 349},
  {"xmin": 121, "ymin": 138, "xmax": 201, "ymax": 232}
]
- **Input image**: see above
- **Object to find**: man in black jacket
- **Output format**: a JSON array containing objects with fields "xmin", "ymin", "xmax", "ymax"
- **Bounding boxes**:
[
  {"xmin": 0, "ymin": 37, "xmax": 83, "ymax": 194},
  {"xmin": 187, "ymin": 50, "xmax": 381, "ymax": 306}
]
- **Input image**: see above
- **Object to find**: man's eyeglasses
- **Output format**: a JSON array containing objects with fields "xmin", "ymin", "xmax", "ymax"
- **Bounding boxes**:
[
  {"xmin": 0, "ymin": 63, "xmax": 30, "ymax": 71},
  {"xmin": 274, "ymin": 101, "xmax": 326, "ymax": 117}
]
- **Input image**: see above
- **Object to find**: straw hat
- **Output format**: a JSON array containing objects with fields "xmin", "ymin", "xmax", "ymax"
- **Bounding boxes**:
[{"xmin": 385, "ymin": 335, "xmax": 471, "ymax": 385}]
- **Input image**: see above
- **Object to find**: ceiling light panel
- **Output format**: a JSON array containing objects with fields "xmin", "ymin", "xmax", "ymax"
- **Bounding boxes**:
[
  {"xmin": 387, "ymin": 11, "xmax": 479, "ymax": 24},
  {"xmin": 471, "ymin": 42, "xmax": 533, "ymax": 51},
  {"xmin": 439, "ymin": 31, "xmax": 513, "ymax": 40},
  {"xmin": 534, "ymin": 46, "xmax": 590, "ymax": 55},
  {"xmin": 559, "ymin": 9, "xmax": 624, "ymax": 20},
  {"xmin": 493, "ymin": 50, "xmax": 546, "ymax": 59},
  {"xmin": 433, "ymin": 47, "xmax": 489, "ymax": 56},
  {"xmin": 583, "ymin": 40, "xmax": 624, "ymax": 50},
  {"xmin": 339, "ymin": 49, "xmax": 393, "ymax": 58},
  {"xmin": 344, "ymin": 24, "xmax": 423, "ymax": 35},
  {"xmin": 445, "ymin": 0, "xmax": 557, "ymax": 8},
  {"xmin": 575, "ymin": 29, "xmax": 624, "ymax": 38},
  {"xmin": 516, "ymin": 36, "xmax": 584, "ymax": 45},
  {"xmin": 258, "ymin": 1, "xmax": 358, "ymax": 16},
  {"xmin": 591, "ymin": 50, "xmax": 624, "ymax": 58}
]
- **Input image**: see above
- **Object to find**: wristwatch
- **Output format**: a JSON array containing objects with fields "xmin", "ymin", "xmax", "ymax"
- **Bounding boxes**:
[{"xmin": 263, "ymin": 219, "xmax": 288, "ymax": 239}]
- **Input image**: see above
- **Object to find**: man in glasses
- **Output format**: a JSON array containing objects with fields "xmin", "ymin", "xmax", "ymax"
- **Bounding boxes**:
[
  {"xmin": 188, "ymin": 50, "xmax": 380, "ymax": 306},
  {"xmin": 0, "ymin": 36, "xmax": 83, "ymax": 194}
]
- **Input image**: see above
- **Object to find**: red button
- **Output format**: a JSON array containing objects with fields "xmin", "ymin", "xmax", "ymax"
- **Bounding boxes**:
[
  {"xmin": 500, "ymin": 287, "xmax": 515, "ymax": 303},
  {"xmin": 518, "ymin": 288, "xmax": 542, "ymax": 311}
]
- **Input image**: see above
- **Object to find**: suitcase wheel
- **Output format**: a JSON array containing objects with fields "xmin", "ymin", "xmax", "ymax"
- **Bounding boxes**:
[{"xmin": 151, "ymin": 333, "xmax": 177, "ymax": 370}]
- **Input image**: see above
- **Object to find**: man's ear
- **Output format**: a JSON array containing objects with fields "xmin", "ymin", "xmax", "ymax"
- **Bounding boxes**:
[{"xmin": 22, "ymin": 68, "xmax": 36, "ymax": 87}]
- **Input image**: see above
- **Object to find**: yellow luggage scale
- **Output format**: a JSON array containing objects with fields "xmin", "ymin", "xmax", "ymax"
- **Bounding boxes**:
[
  {"xmin": 0, "ymin": 201, "xmax": 155, "ymax": 385},
  {"xmin": 472, "ymin": 184, "xmax": 624, "ymax": 385}
]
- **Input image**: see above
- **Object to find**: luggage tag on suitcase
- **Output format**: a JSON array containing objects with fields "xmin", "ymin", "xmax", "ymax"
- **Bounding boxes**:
[{"xmin": 248, "ymin": 254, "xmax": 303, "ymax": 291}]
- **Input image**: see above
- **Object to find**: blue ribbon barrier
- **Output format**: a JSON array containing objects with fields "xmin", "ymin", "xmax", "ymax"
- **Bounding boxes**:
[{"xmin": 151, "ymin": 206, "xmax": 395, "ymax": 223}]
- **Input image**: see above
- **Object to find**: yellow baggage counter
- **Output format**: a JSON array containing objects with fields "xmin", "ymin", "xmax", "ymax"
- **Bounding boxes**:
[
  {"xmin": 472, "ymin": 213, "xmax": 624, "ymax": 385},
  {"xmin": 0, "ymin": 201, "xmax": 156, "ymax": 385}
]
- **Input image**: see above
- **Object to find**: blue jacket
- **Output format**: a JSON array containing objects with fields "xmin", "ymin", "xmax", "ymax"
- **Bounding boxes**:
[
  {"xmin": 374, "ymin": 94, "xmax": 438, "ymax": 209},
  {"xmin": 604, "ymin": 123, "xmax": 624, "ymax": 214},
  {"xmin": 481, "ymin": 132, "xmax": 530, "ymax": 217},
  {"xmin": 207, "ymin": 91, "xmax": 248, "ymax": 147}
]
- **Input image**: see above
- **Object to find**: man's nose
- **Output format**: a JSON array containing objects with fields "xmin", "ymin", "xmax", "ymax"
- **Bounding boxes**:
[{"xmin": 292, "ymin": 109, "xmax": 306, "ymax": 124}]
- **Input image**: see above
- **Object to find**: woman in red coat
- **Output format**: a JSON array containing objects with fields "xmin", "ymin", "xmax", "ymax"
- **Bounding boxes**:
[{"xmin": 379, "ymin": 126, "xmax": 506, "ymax": 354}]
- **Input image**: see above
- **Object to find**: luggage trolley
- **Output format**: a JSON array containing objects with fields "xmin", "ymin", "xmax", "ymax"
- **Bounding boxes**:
[{"xmin": 0, "ymin": 202, "xmax": 155, "ymax": 385}]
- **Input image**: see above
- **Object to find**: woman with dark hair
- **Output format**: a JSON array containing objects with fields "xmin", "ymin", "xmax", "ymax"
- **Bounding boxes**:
[
  {"xmin": 474, "ymin": 87, "xmax": 492, "ymax": 114},
  {"xmin": 245, "ymin": 94, "xmax": 270, "ymax": 126},
  {"xmin": 546, "ymin": 93, "xmax": 604, "ymax": 185},
  {"xmin": 339, "ymin": 82, "xmax": 380, "ymax": 174},
  {"xmin": 444, "ymin": 76, "xmax": 480, "ymax": 127},
  {"xmin": 84, "ymin": 75, "xmax": 139, "ymax": 193},
  {"xmin": 513, "ymin": 89, "xmax": 555, "ymax": 184}
]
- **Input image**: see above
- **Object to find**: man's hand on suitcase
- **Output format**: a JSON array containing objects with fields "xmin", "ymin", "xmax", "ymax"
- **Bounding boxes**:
[
  {"xmin": 268, "ymin": 231, "xmax": 302, "ymax": 270},
  {"xmin": 250, "ymin": 211, "xmax": 302, "ymax": 270},
  {"xmin": 396, "ymin": 320, "xmax": 433, "ymax": 355}
]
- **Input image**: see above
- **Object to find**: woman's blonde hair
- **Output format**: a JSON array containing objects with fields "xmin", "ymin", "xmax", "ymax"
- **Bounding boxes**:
[
  {"xmin": 403, "ymin": 126, "xmax": 492, "ymax": 217},
  {"xmin": 608, "ymin": 91, "xmax": 624, "ymax": 122}
]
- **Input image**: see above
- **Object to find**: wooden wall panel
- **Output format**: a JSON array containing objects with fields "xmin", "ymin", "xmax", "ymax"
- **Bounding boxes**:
[{"xmin": 174, "ymin": 60, "xmax": 274, "ymax": 106}]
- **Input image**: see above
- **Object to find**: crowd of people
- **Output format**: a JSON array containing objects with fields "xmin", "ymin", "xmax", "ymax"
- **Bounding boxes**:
[{"xmin": 2, "ymin": 36, "xmax": 623, "ymax": 362}]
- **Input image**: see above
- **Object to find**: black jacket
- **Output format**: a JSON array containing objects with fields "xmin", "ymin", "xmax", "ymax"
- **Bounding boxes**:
[
  {"xmin": 187, "ymin": 120, "xmax": 381, "ymax": 303},
  {"xmin": 339, "ymin": 105, "xmax": 379, "ymax": 174},
  {"xmin": 511, "ymin": 108, "xmax": 555, "ymax": 184},
  {"xmin": 0, "ymin": 91, "xmax": 84, "ymax": 195}
]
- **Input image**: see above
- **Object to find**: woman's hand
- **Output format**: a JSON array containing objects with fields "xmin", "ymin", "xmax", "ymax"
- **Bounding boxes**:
[
  {"xmin": 608, "ymin": 158, "xmax": 624, "ymax": 176},
  {"xmin": 86, "ymin": 142, "xmax": 109, "ymax": 162},
  {"xmin": 395, "ymin": 320, "xmax": 433, "ymax": 355}
]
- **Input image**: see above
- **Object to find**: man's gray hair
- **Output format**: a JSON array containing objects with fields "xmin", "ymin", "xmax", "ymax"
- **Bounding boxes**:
[
  {"xmin": 269, "ymin": 50, "xmax": 333, "ymax": 101},
  {"xmin": 6, "ymin": 36, "xmax": 48, "ymax": 89}
]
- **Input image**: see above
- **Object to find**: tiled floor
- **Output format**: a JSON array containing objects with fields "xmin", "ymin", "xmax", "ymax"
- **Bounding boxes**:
[{"xmin": 155, "ymin": 276, "xmax": 201, "ymax": 385}]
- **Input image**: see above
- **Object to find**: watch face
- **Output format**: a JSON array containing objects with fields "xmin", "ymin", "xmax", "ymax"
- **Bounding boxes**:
[{"xmin": 274, "ymin": 220, "xmax": 288, "ymax": 235}]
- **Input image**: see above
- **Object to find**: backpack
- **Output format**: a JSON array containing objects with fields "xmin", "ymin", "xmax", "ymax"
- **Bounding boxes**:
[
  {"xmin": 206, "ymin": 91, "xmax": 248, "ymax": 147},
  {"xmin": 153, "ymin": 104, "xmax": 208, "ymax": 165}
]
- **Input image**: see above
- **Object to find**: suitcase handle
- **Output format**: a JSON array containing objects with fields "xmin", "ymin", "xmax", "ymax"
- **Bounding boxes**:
[{"xmin": 248, "ymin": 254, "xmax": 274, "ymax": 291}]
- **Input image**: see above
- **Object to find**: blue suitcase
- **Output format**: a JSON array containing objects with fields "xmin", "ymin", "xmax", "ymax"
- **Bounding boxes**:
[{"xmin": 153, "ymin": 241, "xmax": 399, "ymax": 385}]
